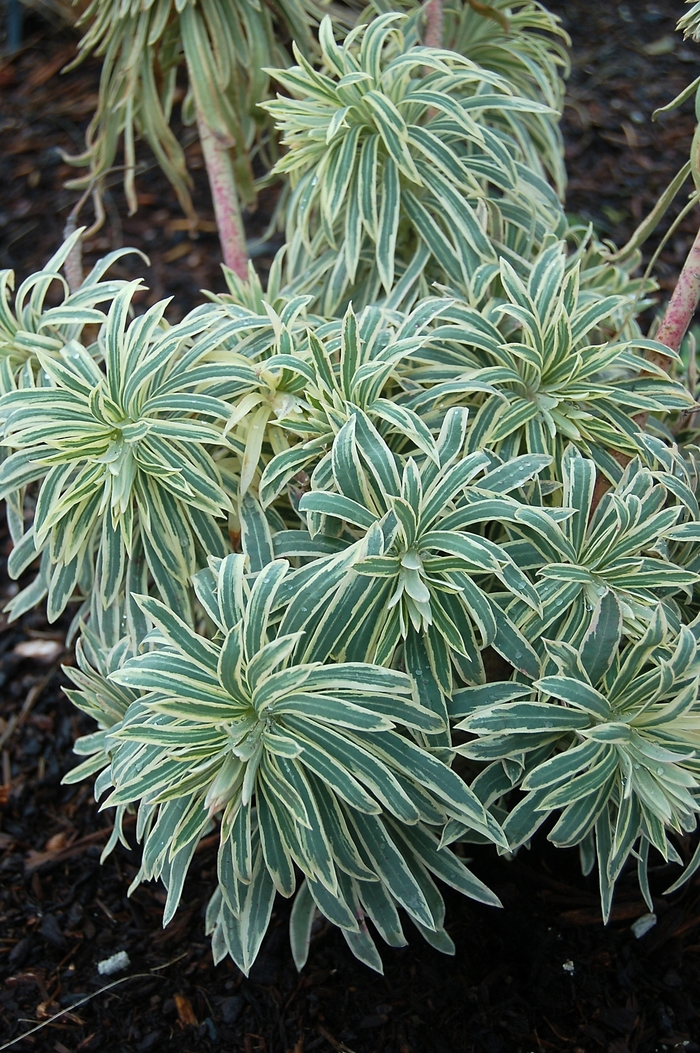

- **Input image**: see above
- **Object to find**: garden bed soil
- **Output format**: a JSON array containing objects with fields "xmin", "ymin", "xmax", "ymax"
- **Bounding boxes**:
[{"xmin": 3, "ymin": 2, "xmax": 700, "ymax": 1051}]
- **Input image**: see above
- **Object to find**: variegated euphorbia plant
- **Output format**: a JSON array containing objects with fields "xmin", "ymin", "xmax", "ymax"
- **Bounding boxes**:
[{"xmin": 5, "ymin": 0, "xmax": 700, "ymax": 978}]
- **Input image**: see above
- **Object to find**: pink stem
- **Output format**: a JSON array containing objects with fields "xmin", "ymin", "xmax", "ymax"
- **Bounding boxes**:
[
  {"xmin": 423, "ymin": 0, "xmax": 443, "ymax": 48},
  {"xmin": 196, "ymin": 109, "xmax": 248, "ymax": 279},
  {"xmin": 591, "ymin": 223, "xmax": 700, "ymax": 516},
  {"xmin": 63, "ymin": 213, "xmax": 83, "ymax": 294},
  {"xmin": 652, "ymin": 223, "xmax": 700, "ymax": 364}
]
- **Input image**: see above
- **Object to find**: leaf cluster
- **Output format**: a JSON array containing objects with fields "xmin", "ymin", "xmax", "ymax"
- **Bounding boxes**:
[
  {"xmin": 65, "ymin": 0, "xmax": 327, "ymax": 218},
  {"xmin": 5, "ymin": 0, "xmax": 700, "ymax": 977}
]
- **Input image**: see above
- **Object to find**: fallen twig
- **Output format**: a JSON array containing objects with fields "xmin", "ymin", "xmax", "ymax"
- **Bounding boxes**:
[
  {"xmin": 24, "ymin": 827, "xmax": 113, "ymax": 872},
  {"xmin": 0, "ymin": 972, "xmax": 170, "ymax": 1052},
  {"xmin": 24, "ymin": 817, "xmax": 136, "ymax": 872}
]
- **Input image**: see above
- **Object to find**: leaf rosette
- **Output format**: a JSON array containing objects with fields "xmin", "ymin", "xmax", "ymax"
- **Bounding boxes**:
[
  {"xmin": 0, "ymin": 231, "xmax": 138, "ymax": 394},
  {"xmin": 104, "ymin": 553, "xmax": 504, "ymax": 973},
  {"xmin": 505, "ymin": 447, "xmax": 700, "ymax": 645},
  {"xmin": 454, "ymin": 599, "xmax": 700, "ymax": 918},
  {"xmin": 293, "ymin": 407, "xmax": 562, "ymax": 690},
  {"xmin": 0, "ymin": 285, "xmax": 236, "ymax": 621},
  {"xmin": 258, "ymin": 301, "xmax": 448, "ymax": 506},
  {"xmin": 369, "ymin": 0, "xmax": 570, "ymax": 192},
  {"xmin": 263, "ymin": 14, "xmax": 565, "ymax": 311},
  {"xmin": 408, "ymin": 243, "xmax": 693, "ymax": 475}
]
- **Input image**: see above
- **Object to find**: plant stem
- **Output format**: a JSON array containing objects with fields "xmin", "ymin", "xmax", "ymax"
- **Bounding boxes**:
[
  {"xmin": 63, "ymin": 215, "xmax": 83, "ymax": 295},
  {"xmin": 196, "ymin": 109, "xmax": 248, "ymax": 279},
  {"xmin": 423, "ymin": 0, "xmax": 444, "ymax": 48},
  {"xmin": 591, "ymin": 224, "xmax": 700, "ymax": 515},
  {"xmin": 652, "ymin": 223, "xmax": 700, "ymax": 364}
]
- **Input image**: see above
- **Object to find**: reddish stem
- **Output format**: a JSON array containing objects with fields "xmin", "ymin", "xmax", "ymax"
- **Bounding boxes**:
[
  {"xmin": 423, "ymin": 0, "xmax": 444, "ymax": 48},
  {"xmin": 63, "ymin": 214, "xmax": 83, "ymax": 294},
  {"xmin": 590, "ymin": 224, "xmax": 700, "ymax": 515},
  {"xmin": 652, "ymin": 223, "xmax": 700, "ymax": 364},
  {"xmin": 196, "ymin": 109, "xmax": 248, "ymax": 279}
]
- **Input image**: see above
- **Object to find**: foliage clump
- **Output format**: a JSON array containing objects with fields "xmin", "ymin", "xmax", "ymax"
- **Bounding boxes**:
[{"xmin": 4, "ymin": 0, "xmax": 700, "ymax": 975}]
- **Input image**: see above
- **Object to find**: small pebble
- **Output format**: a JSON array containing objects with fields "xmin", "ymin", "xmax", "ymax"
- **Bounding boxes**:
[
  {"xmin": 200, "ymin": 1018, "xmax": 218, "ymax": 1042},
  {"xmin": 8, "ymin": 936, "xmax": 32, "ymax": 966},
  {"xmin": 631, "ymin": 912, "xmax": 657, "ymax": 939},
  {"xmin": 135, "ymin": 1032, "xmax": 163, "ymax": 1053},
  {"xmin": 40, "ymin": 914, "xmax": 66, "ymax": 948},
  {"xmin": 13, "ymin": 639, "xmax": 63, "ymax": 662},
  {"xmin": 97, "ymin": 951, "xmax": 130, "ymax": 976},
  {"xmin": 219, "ymin": 995, "xmax": 244, "ymax": 1024}
]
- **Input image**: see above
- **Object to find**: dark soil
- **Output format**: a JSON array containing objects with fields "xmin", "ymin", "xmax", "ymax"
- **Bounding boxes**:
[{"xmin": 3, "ymin": 2, "xmax": 700, "ymax": 1052}]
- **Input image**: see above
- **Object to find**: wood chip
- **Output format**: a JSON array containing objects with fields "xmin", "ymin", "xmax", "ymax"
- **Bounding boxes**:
[
  {"xmin": 162, "ymin": 242, "xmax": 191, "ymax": 263},
  {"xmin": 559, "ymin": 901, "xmax": 648, "ymax": 925},
  {"xmin": 44, "ymin": 832, "xmax": 71, "ymax": 852},
  {"xmin": 174, "ymin": 992, "xmax": 198, "ymax": 1028}
]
